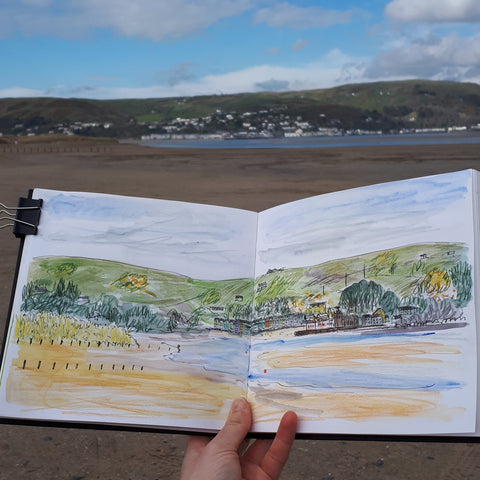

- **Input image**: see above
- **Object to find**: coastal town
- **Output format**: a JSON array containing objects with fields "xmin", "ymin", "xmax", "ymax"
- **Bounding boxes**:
[
  {"xmin": 3, "ymin": 105, "xmax": 480, "ymax": 141},
  {"xmin": 138, "ymin": 108, "xmax": 480, "ymax": 142},
  {"xmin": 2, "ymin": 80, "xmax": 480, "ymax": 142}
]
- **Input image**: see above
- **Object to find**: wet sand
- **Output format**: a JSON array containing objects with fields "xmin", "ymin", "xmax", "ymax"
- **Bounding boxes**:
[{"xmin": 1, "ymin": 139, "xmax": 480, "ymax": 479}]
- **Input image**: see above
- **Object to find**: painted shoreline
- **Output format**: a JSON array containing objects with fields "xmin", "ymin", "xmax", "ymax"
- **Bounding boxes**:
[{"xmin": 292, "ymin": 321, "xmax": 468, "ymax": 337}]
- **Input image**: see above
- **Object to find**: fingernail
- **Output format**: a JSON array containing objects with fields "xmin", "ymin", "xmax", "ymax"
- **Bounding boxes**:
[{"xmin": 230, "ymin": 397, "xmax": 247, "ymax": 416}]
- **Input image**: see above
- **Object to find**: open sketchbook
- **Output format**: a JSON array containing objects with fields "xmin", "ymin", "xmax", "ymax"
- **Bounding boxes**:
[{"xmin": 1, "ymin": 169, "xmax": 479, "ymax": 437}]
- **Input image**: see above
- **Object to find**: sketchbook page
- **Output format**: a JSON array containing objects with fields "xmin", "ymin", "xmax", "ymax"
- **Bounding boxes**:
[
  {"xmin": 448, "ymin": 170, "xmax": 480, "ymax": 438},
  {"xmin": 472, "ymin": 170, "xmax": 480, "ymax": 436},
  {"xmin": 0, "ymin": 189, "xmax": 257, "ymax": 432},
  {"xmin": 250, "ymin": 169, "xmax": 477, "ymax": 435}
]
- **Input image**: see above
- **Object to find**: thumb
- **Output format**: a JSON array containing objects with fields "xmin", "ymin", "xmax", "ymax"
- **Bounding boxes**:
[{"xmin": 213, "ymin": 397, "xmax": 252, "ymax": 451}]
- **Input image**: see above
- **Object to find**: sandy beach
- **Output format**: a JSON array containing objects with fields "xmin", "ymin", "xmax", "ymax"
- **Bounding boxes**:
[{"xmin": 1, "ymin": 138, "xmax": 480, "ymax": 479}]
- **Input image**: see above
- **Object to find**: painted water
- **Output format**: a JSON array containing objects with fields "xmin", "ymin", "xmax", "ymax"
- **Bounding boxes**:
[
  {"xmin": 164, "ymin": 328, "xmax": 470, "ymax": 396},
  {"xmin": 248, "ymin": 329, "xmax": 466, "ymax": 393}
]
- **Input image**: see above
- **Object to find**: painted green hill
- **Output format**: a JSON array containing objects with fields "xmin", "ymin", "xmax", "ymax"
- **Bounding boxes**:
[
  {"xmin": 22, "ymin": 240, "xmax": 470, "ymax": 334},
  {"xmin": 254, "ymin": 242, "xmax": 469, "ymax": 309},
  {"xmin": 27, "ymin": 256, "xmax": 254, "ymax": 316}
]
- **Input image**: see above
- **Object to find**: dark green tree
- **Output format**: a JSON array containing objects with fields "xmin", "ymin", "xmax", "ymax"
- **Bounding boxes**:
[
  {"xmin": 167, "ymin": 309, "xmax": 181, "ymax": 332},
  {"xmin": 379, "ymin": 290, "xmax": 400, "ymax": 317},
  {"xmin": 339, "ymin": 279, "xmax": 384, "ymax": 315},
  {"xmin": 449, "ymin": 261, "xmax": 472, "ymax": 308}
]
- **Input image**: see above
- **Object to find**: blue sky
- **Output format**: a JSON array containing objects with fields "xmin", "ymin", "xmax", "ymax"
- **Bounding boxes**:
[{"xmin": 1, "ymin": 0, "xmax": 479, "ymax": 99}]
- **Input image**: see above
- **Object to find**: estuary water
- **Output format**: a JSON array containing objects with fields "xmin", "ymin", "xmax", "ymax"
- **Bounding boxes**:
[{"xmin": 143, "ymin": 132, "xmax": 480, "ymax": 149}]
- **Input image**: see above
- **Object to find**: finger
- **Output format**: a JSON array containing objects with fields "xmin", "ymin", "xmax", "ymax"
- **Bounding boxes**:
[
  {"xmin": 260, "ymin": 411, "xmax": 298, "ymax": 479},
  {"xmin": 180, "ymin": 435, "xmax": 211, "ymax": 479},
  {"xmin": 242, "ymin": 438, "xmax": 273, "ymax": 465},
  {"xmin": 185, "ymin": 435, "xmax": 211, "ymax": 452},
  {"xmin": 182, "ymin": 435, "xmax": 211, "ymax": 465},
  {"xmin": 212, "ymin": 397, "xmax": 252, "ymax": 451}
]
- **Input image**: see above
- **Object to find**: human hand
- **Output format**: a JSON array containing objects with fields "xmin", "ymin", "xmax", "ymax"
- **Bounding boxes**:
[{"xmin": 180, "ymin": 397, "xmax": 298, "ymax": 480}]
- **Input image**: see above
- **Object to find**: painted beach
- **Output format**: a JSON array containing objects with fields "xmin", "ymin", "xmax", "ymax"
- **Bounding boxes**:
[
  {"xmin": 249, "ymin": 327, "xmax": 472, "ymax": 433},
  {"xmin": 5, "ymin": 332, "xmax": 248, "ymax": 428},
  {"xmin": 4, "ymin": 322, "xmax": 472, "ymax": 434}
]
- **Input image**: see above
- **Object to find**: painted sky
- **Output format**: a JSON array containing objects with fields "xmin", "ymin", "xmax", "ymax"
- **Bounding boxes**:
[
  {"xmin": 256, "ymin": 169, "xmax": 474, "ymax": 273},
  {"xmin": 26, "ymin": 170, "xmax": 475, "ymax": 281},
  {"xmin": 1, "ymin": 0, "xmax": 479, "ymax": 99},
  {"xmin": 29, "ymin": 189, "xmax": 258, "ymax": 280}
]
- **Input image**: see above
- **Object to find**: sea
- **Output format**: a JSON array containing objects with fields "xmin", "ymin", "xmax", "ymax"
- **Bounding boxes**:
[{"xmin": 141, "ymin": 131, "xmax": 480, "ymax": 150}]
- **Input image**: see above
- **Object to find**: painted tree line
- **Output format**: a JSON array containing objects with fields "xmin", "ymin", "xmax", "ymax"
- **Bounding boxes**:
[
  {"xmin": 21, "ymin": 279, "xmax": 176, "ymax": 332},
  {"xmin": 249, "ymin": 260, "xmax": 472, "ymax": 328},
  {"xmin": 339, "ymin": 261, "xmax": 472, "ymax": 323},
  {"xmin": 20, "ymin": 274, "xmax": 251, "ymax": 334},
  {"xmin": 19, "ymin": 256, "xmax": 472, "ymax": 335}
]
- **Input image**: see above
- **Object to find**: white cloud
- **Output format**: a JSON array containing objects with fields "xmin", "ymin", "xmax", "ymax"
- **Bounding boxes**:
[
  {"xmin": 83, "ymin": 0, "xmax": 253, "ymax": 41},
  {"xmin": 0, "ymin": 50, "xmax": 368, "ymax": 99},
  {"xmin": 0, "ymin": 86, "xmax": 44, "ymax": 97},
  {"xmin": 385, "ymin": 0, "xmax": 480, "ymax": 23},
  {"xmin": 254, "ymin": 79, "xmax": 290, "ymax": 91},
  {"xmin": 170, "ymin": 54, "xmax": 367, "ymax": 97},
  {"xmin": 291, "ymin": 39, "xmax": 308, "ymax": 52},
  {"xmin": 2, "ymin": 29, "xmax": 478, "ymax": 101},
  {"xmin": 253, "ymin": 2, "xmax": 352, "ymax": 29},
  {"xmin": 0, "ymin": 0, "xmax": 253, "ymax": 40},
  {"xmin": 365, "ymin": 33, "xmax": 480, "ymax": 83}
]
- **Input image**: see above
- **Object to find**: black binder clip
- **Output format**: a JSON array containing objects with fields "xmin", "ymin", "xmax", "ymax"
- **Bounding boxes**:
[{"xmin": 0, "ymin": 196, "xmax": 43, "ymax": 238}]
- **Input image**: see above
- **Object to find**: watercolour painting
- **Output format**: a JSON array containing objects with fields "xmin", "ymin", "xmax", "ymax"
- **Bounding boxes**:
[{"xmin": 0, "ymin": 169, "xmax": 478, "ymax": 435}]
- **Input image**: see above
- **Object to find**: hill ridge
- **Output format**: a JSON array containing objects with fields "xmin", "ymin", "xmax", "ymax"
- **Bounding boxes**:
[{"xmin": 1, "ymin": 79, "xmax": 479, "ymax": 138}]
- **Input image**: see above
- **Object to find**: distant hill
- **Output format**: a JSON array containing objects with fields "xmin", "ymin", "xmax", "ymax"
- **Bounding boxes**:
[{"xmin": 1, "ymin": 80, "xmax": 480, "ymax": 138}]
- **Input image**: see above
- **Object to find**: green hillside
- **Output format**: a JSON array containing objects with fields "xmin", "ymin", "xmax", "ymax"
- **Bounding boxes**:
[{"xmin": 2, "ymin": 80, "xmax": 480, "ymax": 137}]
